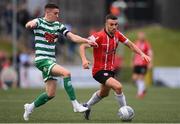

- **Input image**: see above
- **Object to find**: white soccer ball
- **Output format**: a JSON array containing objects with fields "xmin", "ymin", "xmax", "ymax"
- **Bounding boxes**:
[{"xmin": 118, "ymin": 106, "xmax": 135, "ymax": 121}]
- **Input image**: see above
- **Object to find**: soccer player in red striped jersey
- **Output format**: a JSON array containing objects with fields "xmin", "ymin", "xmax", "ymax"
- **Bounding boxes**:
[
  {"xmin": 79, "ymin": 14, "xmax": 151, "ymax": 120},
  {"xmin": 132, "ymin": 32, "xmax": 153, "ymax": 99}
]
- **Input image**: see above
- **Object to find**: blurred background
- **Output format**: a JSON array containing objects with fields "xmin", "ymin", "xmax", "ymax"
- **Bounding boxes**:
[
  {"xmin": 0, "ymin": 0, "xmax": 180, "ymax": 123},
  {"xmin": 0, "ymin": 0, "xmax": 180, "ymax": 89}
]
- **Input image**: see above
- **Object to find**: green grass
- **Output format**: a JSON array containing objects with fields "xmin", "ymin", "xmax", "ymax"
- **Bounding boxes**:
[
  {"xmin": 123, "ymin": 25, "xmax": 180, "ymax": 66},
  {"xmin": 0, "ymin": 84, "xmax": 180, "ymax": 123}
]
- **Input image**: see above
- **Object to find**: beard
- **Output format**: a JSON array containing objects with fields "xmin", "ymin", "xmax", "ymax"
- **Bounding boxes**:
[{"xmin": 110, "ymin": 29, "xmax": 116, "ymax": 34}]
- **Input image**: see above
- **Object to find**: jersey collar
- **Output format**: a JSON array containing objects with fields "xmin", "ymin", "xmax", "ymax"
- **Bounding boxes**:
[{"xmin": 104, "ymin": 29, "xmax": 114, "ymax": 38}]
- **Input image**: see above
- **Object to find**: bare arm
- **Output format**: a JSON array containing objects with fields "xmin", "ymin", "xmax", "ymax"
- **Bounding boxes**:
[
  {"xmin": 79, "ymin": 43, "xmax": 91, "ymax": 69},
  {"xmin": 66, "ymin": 32, "xmax": 98, "ymax": 47},
  {"xmin": 25, "ymin": 19, "xmax": 38, "ymax": 29},
  {"xmin": 125, "ymin": 40, "xmax": 151, "ymax": 63},
  {"xmin": 148, "ymin": 49, "xmax": 153, "ymax": 69}
]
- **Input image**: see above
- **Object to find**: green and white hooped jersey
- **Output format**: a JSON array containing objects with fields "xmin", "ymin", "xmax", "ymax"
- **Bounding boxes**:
[{"xmin": 33, "ymin": 18, "xmax": 69, "ymax": 62}]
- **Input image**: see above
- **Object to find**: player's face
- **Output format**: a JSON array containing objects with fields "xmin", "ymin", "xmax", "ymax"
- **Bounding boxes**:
[
  {"xmin": 106, "ymin": 19, "xmax": 118, "ymax": 35},
  {"xmin": 46, "ymin": 8, "xmax": 60, "ymax": 21},
  {"xmin": 138, "ymin": 32, "xmax": 145, "ymax": 41}
]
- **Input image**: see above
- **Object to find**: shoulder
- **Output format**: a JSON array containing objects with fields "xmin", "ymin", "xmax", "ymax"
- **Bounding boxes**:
[
  {"xmin": 94, "ymin": 30, "xmax": 106, "ymax": 39},
  {"xmin": 58, "ymin": 22, "xmax": 68, "ymax": 30},
  {"xmin": 36, "ymin": 17, "xmax": 43, "ymax": 24},
  {"xmin": 115, "ymin": 31, "xmax": 128, "ymax": 43},
  {"xmin": 54, "ymin": 21, "xmax": 60, "ymax": 25},
  {"xmin": 116, "ymin": 31, "xmax": 124, "ymax": 36},
  {"xmin": 115, "ymin": 31, "xmax": 127, "ymax": 39},
  {"xmin": 34, "ymin": 18, "xmax": 45, "ymax": 27}
]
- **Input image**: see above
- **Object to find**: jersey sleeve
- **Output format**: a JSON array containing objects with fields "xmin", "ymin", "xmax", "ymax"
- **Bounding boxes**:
[
  {"xmin": 58, "ymin": 23, "xmax": 70, "ymax": 37},
  {"xmin": 117, "ymin": 31, "xmax": 129, "ymax": 44}
]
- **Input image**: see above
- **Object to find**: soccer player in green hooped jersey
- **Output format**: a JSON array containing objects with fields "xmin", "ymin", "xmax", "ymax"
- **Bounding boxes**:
[{"xmin": 23, "ymin": 3, "xmax": 98, "ymax": 121}]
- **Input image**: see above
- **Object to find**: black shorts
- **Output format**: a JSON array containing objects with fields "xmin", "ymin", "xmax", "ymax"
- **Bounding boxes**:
[
  {"xmin": 93, "ymin": 70, "xmax": 115, "ymax": 84},
  {"xmin": 133, "ymin": 66, "xmax": 147, "ymax": 75}
]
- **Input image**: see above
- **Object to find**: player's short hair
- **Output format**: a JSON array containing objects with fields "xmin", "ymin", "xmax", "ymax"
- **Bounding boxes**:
[
  {"xmin": 45, "ymin": 3, "xmax": 59, "ymax": 9},
  {"xmin": 105, "ymin": 14, "xmax": 118, "ymax": 21}
]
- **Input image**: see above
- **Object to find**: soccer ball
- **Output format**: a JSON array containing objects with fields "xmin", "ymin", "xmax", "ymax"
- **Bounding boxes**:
[{"xmin": 118, "ymin": 106, "xmax": 135, "ymax": 121}]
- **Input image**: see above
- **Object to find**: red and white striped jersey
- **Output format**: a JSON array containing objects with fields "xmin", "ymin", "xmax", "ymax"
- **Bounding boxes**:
[
  {"xmin": 133, "ymin": 40, "xmax": 152, "ymax": 66},
  {"xmin": 90, "ymin": 29, "xmax": 128, "ymax": 76}
]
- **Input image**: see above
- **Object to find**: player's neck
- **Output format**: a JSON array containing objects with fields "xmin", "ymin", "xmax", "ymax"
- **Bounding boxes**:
[
  {"xmin": 43, "ymin": 16, "xmax": 54, "ymax": 23},
  {"xmin": 139, "ymin": 39, "xmax": 145, "ymax": 42},
  {"xmin": 104, "ymin": 28, "xmax": 114, "ymax": 38}
]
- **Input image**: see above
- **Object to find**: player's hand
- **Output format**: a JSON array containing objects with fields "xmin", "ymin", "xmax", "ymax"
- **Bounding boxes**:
[
  {"xmin": 141, "ymin": 54, "xmax": 151, "ymax": 63},
  {"xmin": 82, "ymin": 59, "xmax": 91, "ymax": 69},
  {"xmin": 87, "ymin": 40, "xmax": 98, "ymax": 47},
  {"xmin": 29, "ymin": 21, "xmax": 37, "ymax": 28},
  {"xmin": 87, "ymin": 36, "xmax": 99, "ymax": 47},
  {"xmin": 25, "ymin": 19, "xmax": 37, "ymax": 29}
]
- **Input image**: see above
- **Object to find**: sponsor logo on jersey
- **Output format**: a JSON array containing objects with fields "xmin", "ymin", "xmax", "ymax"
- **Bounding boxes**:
[{"xmin": 45, "ymin": 32, "xmax": 58, "ymax": 43}]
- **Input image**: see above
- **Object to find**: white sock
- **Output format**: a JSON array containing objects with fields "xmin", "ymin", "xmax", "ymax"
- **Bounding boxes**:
[
  {"xmin": 136, "ymin": 80, "xmax": 145, "ymax": 95},
  {"xmin": 115, "ymin": 92, "xmax": 127, "ymax": 107},
  {"xmin": 29, "ymin": 102, "xmax": 35, "ymax": 111},
  {"xmin": 2, "ymin": 83, "xmax": 8, "ymax": 90},
  {"xmin": 71, "ymin": 100, "xmax": 79, "ymax": 108},
  {"xmin": 87, "ymin": 90, "xmax": 102, "ymax": 107}
]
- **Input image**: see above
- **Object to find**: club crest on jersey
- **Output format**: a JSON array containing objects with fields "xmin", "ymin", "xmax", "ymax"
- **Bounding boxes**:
[
  {"xmin": 67, "ymin": 81, "xmax": 72, "ymax": 86},
  {"xmin": 45, "ymin": 32, "xmax": 58, "ymax": 43},
  {"xmin": 104, "ymin": 73, "xmax": 108, "ymax": 76}
]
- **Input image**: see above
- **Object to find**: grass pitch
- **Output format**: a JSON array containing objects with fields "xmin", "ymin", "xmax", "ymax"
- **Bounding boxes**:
[{"xmin": 0, "ymin": 84, "xmax": 180, "ymax": 123}]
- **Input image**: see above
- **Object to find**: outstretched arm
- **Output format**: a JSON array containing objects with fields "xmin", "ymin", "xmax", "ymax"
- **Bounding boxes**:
[
  {"xmin": 25, "ymin": 19, "xmax": 38, "ymax": 29},
  {"xmin": 79, "ymin": 44, "xmax": 91, "ymax": 69},
  {"xmin": 148, "ymin": 49, "xmax": 153, "ymax": 69},
  {"xmin": 66, "ymin": 32, "xmax": 98, "ymax": 47},
  {"xmin": 125, "ymin": 40, "xmax": 151, "ymax": 63}
]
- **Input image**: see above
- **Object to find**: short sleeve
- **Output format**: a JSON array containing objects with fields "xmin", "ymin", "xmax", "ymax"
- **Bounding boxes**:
[
  {"xmin": 58, "ymin": 23, "xmax": 70, "ymax": 37},
  {"xmin": 117, "ymin": 31, "xmax": 129, "ymax": 44}
]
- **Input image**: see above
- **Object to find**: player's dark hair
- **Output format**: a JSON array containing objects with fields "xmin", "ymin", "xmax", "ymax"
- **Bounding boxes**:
[
  {"xmin": 105, "ymin": 14, "xmax": 118, "ymax": 21},
  {"xmin": 45, "ymin": 3, "xmax": 59, "ymax": 9}
]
